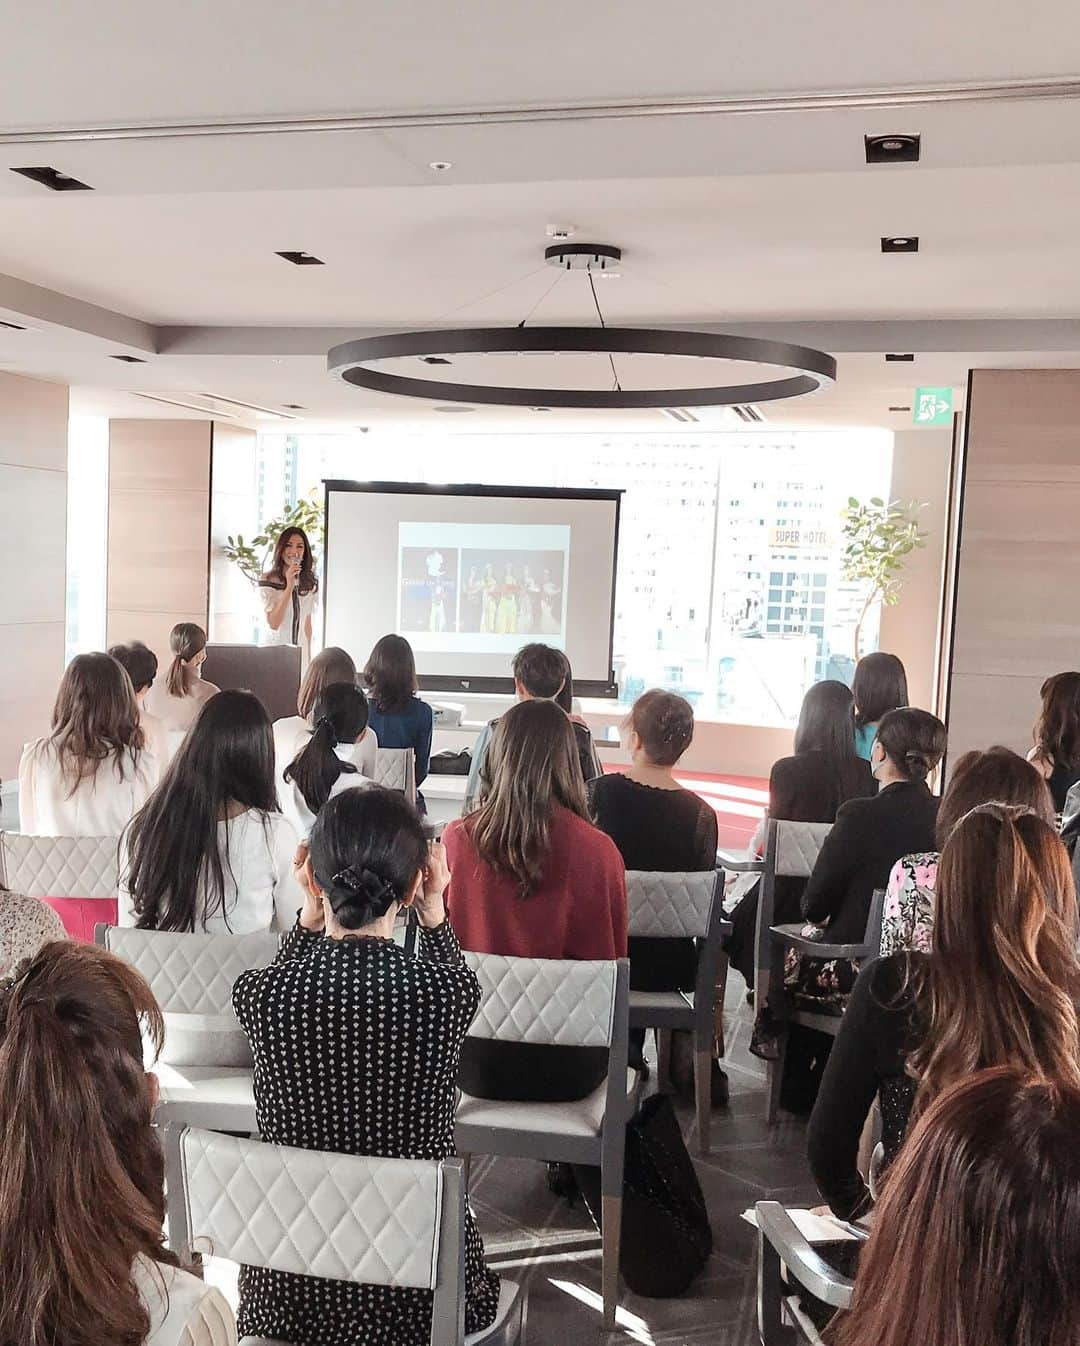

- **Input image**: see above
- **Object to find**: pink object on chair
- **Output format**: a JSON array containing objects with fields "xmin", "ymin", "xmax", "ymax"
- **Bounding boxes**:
[{"xmin": 43, "ymin": 897, "xmax": 118, "ymax": 943}]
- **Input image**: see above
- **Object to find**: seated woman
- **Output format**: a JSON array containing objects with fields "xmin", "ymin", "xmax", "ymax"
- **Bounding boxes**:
[
  {"xmin": 142, "ymin": 622, "xmax": 219, "ymax": 738},
  {"xmin": 825, "ymin": 1068, "xmax": 1080, "ymax": 1346},
  {"xmin": 881, "ymin": 745, "xmax": 1054, "ymax": 955},
  {"xmin": 0, "ymin": 941, "xmax": 235, "ymax": 1346},
  {"xmin": 120, "ymin": 690, "xmax": 303, "ymax": 933},
  {"xmin": 231, "ymin": 788, "xmax": 499, "ymax": 1343},
  {"xmin": 444, "ymin": 699, "xmax": 627, "ymax": 1101},
  {"xmin": 590, "ymin": 689, "xmax": 717, "ymax": 992},
  {"xmin": 725, "ymin": 679, "xmax": 875, "ymax": 987},
  {"xmin": 808, "ymin": 803, "xmax": 1080, "ymax": 1220},
  {"xmin": 281, "ymin": 683, "xmax": 373, "ymax": 836},
  {"xmin": 0, "ymin": 880, "xmax": 66, "ymax": 976},
  {"xmin": 108, "ymin": 639, "xmax": 170, "ymax": 778},
  {"xmin": 19, "ymin": 651, "xmax": 159, "ymax": 836},
  {"xmin": 851, "ymin": 651, "xmax": 908, "ymax": 760},
  {"xmin": 1027, "ymin": 669, "xmax": 1080, "ymax": 811},
  {"xmin": 362, "ymin": 634, "xmax": 433, "ymax": 810},
  {"xmin": 273, "ymin": 645, "xmax": 377, "ymax": 782}
]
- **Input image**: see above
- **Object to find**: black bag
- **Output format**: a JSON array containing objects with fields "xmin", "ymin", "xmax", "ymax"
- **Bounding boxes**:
[
  {"xmin": 429, "ymin": 749, "xmax": 472, "ymax": 776},
  {"xmin": 573, "ymin": 1094, "xmax": 712, "ymax": 1297}
]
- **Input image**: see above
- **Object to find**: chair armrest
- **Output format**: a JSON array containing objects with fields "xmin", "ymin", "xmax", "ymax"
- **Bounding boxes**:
[
  {"xmin": 769, "ymin": 923, "xmax": 872, "ymax": 961},
  {"xmin": 717, "ymin": 851, "xmax": 764, "ymax": 873},
  {"xmin": 755, "ymin": 1202, "xmax": 855, "ymax": 1310}
]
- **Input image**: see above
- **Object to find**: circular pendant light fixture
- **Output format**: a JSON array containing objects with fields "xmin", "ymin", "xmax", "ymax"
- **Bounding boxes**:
[{"xmin": 328, "ymin": 243, "xmax": 836, "ymax": 409}]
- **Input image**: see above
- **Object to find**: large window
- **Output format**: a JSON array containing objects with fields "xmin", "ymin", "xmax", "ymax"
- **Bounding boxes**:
[{"xmin": 254, "ymin": 428, "xmax": 892, "ymax": 726}]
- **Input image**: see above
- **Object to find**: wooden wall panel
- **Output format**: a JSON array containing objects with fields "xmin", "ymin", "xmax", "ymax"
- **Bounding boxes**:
[{"xmin": 947, "ymin": 370, "xmax": 1080, "ymax": 762}]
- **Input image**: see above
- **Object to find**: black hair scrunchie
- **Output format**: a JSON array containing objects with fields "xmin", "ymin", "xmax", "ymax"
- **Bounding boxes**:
[
  {"xmin": 328, "ymin": 864, "xmax": 397, "ymax": 916},
  {"xmin": 315, "ymin": 715, "xmax": 339, "ymax": 748}
]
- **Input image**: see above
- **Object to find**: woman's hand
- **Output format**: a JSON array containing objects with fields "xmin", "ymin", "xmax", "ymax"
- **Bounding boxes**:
[
  {"xmin": 284, "ymin": 558, "xmax": 301, "ymax": 590},
  {"xmin": 413, "ymin": 840, "xmax": 449, "ymax": 928},
  {"xmin": 294, "ymin": 841, "xmax": 325, "ymax": 932}
]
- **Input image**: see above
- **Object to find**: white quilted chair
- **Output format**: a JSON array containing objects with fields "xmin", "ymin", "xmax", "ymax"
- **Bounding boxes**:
[
  {"xmin": 455, "ymin": 954, "xmax": 635, "ymax": 1329},
  {"xmin": 97, "ymin": 925, "xmax": 279, "ymax": 1132},
  {"xmin": 0, "ymin": 832, "xmax": 119, "ymax": 941},
  {"xmin": 164, "ymin": 1125, "xmax": 527, "ymax": 1346},
  {"xmin": 374, "ymin": 747, "xmax": 417, "ymax": 807},
  {"xmin": 754, "ymin": 820, "xmax": 886, "ymax": 1124},
  {"xmin": 626, "ymin": 869, "xmax": 728, "ymax": 1155}
]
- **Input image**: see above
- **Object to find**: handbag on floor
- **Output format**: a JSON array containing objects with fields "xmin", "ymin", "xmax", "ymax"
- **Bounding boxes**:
[
  {"xmin": 574, "ymin": 1093, "xmax": 713, "ymax": 1297},
  {"xmin": 429, "ymin": 749, "xmax": 472, "ymax": 775}
]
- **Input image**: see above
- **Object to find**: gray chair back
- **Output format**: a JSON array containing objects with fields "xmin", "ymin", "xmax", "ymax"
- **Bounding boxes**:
[
  {"xmin": 0, "ymin": 831, "xmax": 119, "ymax": 897},
  {"xmin": 625, "ymin": 870, "xmax": 718, "ymax": 940},
  {"xmin": 97, "ymin": 925, "xmax": 280, "ymax": 1066},
  {"xmin": 374, "ymin": 746, "xmax": 418, "ymax": 806},
  {"xmin": 754, "ymin": 819, "xmax": 832, "ymax": 1011},
  {"xmin": 165, "ymin": 1125, "xmax": 468, "ymax": 1346},
  {"xmin": 464, "ymin": 952, "xmax": 617, "ymax": 1048}
]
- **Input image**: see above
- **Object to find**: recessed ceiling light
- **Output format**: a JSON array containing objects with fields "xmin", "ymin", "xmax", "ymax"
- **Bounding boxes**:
[
  {"xmin": 421, "ymin": 356, "xmax": 452, "ymax": 365},
  {"xmin": 889, "ymin": 405, "xmax": 912, "ymax": 412},
  {"xmin": 432, "ymin": 404, "xmax": 475, "ymax": 413},
  {"xmin": 282, "ymin": 403, "xmax": 305, "ymax": 410},
  {"xmin": 882, "ymin": 236, "xmax": 919, "ymax": 253},
  {"xmin": 885, "ymin": 353, "xmax": 915, "ymax": 362},
  {"xmin": 110, "ymin": 354, "xmax": 147, "ymax": 363},
  {"xmin": 11, "ymin": 165, "xmax": 93, "ymax": 191},
  {"xmin": 428, "ymin": 161, "xmax": 453, "ymax": 172},
  {"xmin": 865, "ymin": 134, "xmax": 921, "ymax": 164},
  {"xmin": 275, "ymin": 250, "xmax": 324, "ymax": 266},
  {"xmin": 531, "ymin": 406, "xmax": 552, "ymax": 412}
]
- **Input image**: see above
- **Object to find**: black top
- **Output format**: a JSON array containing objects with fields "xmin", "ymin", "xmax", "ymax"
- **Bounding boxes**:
[
  {"xmin": 801, "ymin": 780, "xmax": 939, "ymax": 944},
  {"xmin": 232, "ymin": 919, "xmax": 499, "ymax": 1344},
  {"xmin": 807, "ymin": 954, "xmax": 920, "ymax": 1219},
  {"xmin": 588, "ymin": 773, "xmax": 718, "ymax": 872},
  {"xmin": 1048, "ymin": 760, "xmax": 1080, "ymax": 813}
]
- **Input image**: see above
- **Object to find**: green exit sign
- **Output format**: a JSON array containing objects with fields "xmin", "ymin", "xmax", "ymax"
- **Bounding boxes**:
[{"xmin": 914, "ymin": 387, "xmax": 953, "ymax": 426}]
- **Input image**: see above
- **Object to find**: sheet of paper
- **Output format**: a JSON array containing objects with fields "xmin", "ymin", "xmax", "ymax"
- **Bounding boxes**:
[{"xmin": 741, "ymin": 1207, "xmax": 860, "ymax": 1243}]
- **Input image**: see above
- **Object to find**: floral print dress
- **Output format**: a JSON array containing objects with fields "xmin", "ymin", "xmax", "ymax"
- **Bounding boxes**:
[{"xmin": 879, "ymin": 853, "xmax": 939, "ymax": 957}]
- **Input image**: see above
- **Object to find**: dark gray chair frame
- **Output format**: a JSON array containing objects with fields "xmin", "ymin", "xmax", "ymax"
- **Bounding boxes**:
[
  {"xmin": 756, "ymin": 1201, "xmax": 856, "ymax": 1346},
  {"xmin": 625, "ymin": 868, "xmax": 730, "ymax": 1154}
]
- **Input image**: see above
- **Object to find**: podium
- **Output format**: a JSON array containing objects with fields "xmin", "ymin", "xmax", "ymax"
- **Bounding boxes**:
[{"xmin": 202, "ymin": 643, "xmax": 301, "ymax": 721}]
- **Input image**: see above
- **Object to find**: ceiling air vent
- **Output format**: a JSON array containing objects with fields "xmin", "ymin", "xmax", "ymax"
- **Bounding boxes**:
[
  {"xmin": 732, "ymin": 404, "xmax": 766, "ymax": 423},
  {"xmin": 661, "ymin": 408, "xmax": 700, "ymax": 423}
]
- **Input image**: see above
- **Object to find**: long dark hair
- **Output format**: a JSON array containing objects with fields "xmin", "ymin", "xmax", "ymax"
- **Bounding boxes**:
[
  {"xmin": 554, "ymin": 653, "xmax": 574, "ymax": 715},
  {"xmin": 124, "ymin": 690, "xmax": 279, "ymax": 932},
  {"xmin": 907, "ymin": 804, "xmax": 1080, "ymax": 1117},
  {"xmin": 826, "ymin": 1068, "xmax": 1080, "ymax": 1346},
  {"xmin": 310, "ymin": 787, "xmax": 427, "ymax": 930},
  {"xmin": 852, "ymin": 651, "xmax": 908, "ymax": 729},
  {"xmin": 0, "ymin": 942, "xmax": 177, "ymax": 1346},
  {"xmin": 793, "ymin": 679, "xmax": 868, "ymax": 801},
  {"xmin": 283, "ymin": 683, "xmax": 368, "ymax": 814},
  {"xmin": 263, "ymin": 526, "xmax": 318, "ymax": 595},
  {"xmin": 470, "ymin": 699, "xmax": 589, "ymax": 898},
  {"xmin": 165, "ymin": 622, "xmax": 207, "ymax": 698},
  {"xmin": 1033, "ymin": 671, "xmax": 1080, "ymax": 772},
  {"xmin": 47, "ymin": 653, "xmax": 144, "ymax": 793},
  {"xmin": 296, "ymin": 646, "xmax": 356, "ymax": 719},
  {"xmin": 363, "ymin": 634, "xmax": 418, "ymax": 715}
]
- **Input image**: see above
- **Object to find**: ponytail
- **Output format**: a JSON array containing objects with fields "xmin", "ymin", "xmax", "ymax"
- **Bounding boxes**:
[
  {"xmin": 165, "ymin": 622, "xmax": 207, "ymax": 699},
  {"xmin": 283, "ymin": 682, "xmax": 368, "ymax": 815},
  {"xmin": 0, "ymin": 943, "xmax": 177, "ymax": 1346}
]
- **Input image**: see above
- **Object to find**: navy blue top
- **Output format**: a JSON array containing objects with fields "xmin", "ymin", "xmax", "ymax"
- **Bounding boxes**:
[{"xmin": 367, "ymin": 696, "xmax": 434, "ymax": 788}]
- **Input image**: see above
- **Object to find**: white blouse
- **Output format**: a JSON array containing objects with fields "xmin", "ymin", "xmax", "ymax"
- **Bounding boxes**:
[
  {"xmin": 273, "ymin": 716, "xmax": 378, "ymax": 787},
  {"xmin": 18, "ymin": 739, "xmax": 158, "ymax": 838},
  {"xmin": 143, "ymin": 678, "xmax": 220, "ymax": 737},
  {"xmin": 258, "ymin": 581, "xmax": 317, "ymax": 669},
  {"xmin": 119, "ymin": 809, "xmax": 305, "ymax": 933},
  {"xmin": 280, "ymin": 746, "xmax": 376, "ymax": 839},
  {"xmin": 133, "ymin": 1255, "xmax": 236, "ymax": 1346}
]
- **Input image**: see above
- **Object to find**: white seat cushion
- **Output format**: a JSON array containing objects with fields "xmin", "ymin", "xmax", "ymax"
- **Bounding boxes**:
[
  {"xmin": 154, "ymin": 1063, "xmax": 256, "ymax": 1130},
  {"xmin": 456, "ymin": 1069, "xmax": 638, "ymax": 1139}
]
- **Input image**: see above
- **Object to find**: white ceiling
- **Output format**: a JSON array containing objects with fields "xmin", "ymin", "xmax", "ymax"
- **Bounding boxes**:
[{"xmin": 2, "ymin": 0, "xmax": 1080, "ymax": 430}]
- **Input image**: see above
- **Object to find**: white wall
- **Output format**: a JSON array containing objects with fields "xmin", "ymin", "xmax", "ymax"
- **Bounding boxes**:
[{"xmin": 0, "ymin": 372, "xmax": 69, "ymax": 782}]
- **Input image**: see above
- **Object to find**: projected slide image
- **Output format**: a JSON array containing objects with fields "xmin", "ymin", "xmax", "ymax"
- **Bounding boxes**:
[
  {"xmin": 399, "ymin": 546, "xmax": 459, "ymax": 633},
  {"xmin": 460, "ymin": 550, "xmax": 565, "ymax": 636}
]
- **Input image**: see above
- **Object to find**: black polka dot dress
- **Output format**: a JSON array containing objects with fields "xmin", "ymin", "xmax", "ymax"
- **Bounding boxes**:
[{"xmin": 232, "ymin": 920, "xmax": 500, "ymax": 1345}]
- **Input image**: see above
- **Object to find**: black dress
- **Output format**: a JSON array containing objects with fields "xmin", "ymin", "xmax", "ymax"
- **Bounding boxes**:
[
  {"xmin": 232, "ymin": 920, "xmax": 500, "ymax": 1345},
  {"xmin": 588, "ymin": 773, "xmax": 718, "ymax": 991},
  {"xmin": 724, "ymin": 751, "xmax": 875, "ymax": 985}
]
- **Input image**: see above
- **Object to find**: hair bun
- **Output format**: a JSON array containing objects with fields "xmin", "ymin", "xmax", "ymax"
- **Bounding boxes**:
[
  {"xmin": 315, "ymin": 714, "xmax": 339, "ymax": 748},
  {"xmin": 904, "ymin": 749, "xmax": 931, "ymax": 780},
  {"xmin": 328, "ymin": 864, "xmax": 396, "ymax": 916}
]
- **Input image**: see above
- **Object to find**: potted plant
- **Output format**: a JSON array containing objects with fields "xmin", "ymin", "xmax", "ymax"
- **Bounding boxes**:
[
  {"xmin": 841, "ymin": 496, "xmax": 926, "ymax": 659},
  {"xmin": 223, "ymin": 490, "xmax": 326, "ymax": 584}
]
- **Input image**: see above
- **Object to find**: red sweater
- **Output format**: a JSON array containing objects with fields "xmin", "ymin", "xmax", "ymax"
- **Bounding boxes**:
[{"xmin": 444, "ymin": 805, "xmax": 628, "ymax": 961}]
